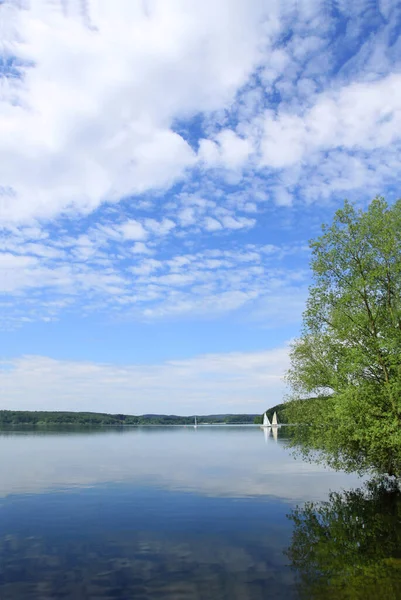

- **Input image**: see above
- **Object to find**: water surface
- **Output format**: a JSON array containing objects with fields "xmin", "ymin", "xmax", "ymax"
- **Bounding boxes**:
[{"xmin": 0, "ymin": 426, "xmax": 374, "ymax": 598}]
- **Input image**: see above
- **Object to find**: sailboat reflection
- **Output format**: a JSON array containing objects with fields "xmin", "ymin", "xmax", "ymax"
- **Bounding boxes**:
[{"xmin": 261, "ymin": 424, "xmax": 278, "ymax": 443}]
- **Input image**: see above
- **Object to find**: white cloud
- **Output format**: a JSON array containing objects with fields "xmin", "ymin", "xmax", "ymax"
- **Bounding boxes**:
[
  {"xmin": 199, "ymin": 129, "xmax": 253, "ymax": 170},
  {"xmin": 204, "ymin": 217, "xmax": 223, "ymax": 231},
  {"xmin": 119, "ymin": 219, "xmax": 148, "ymax": 241},
  {"xmin": 131, "ymin": 242, "xmax": 154, "ymax": 254},
  {"xmin": 261, "ymin": 74, "xmax": 401, "ymax": 170},
  {"xmin": 0, "ymin": 0, "xmax": 271, "ymax": 224},
  {"xmin": 130, "ymin": 259, "xmax": 162, "ymax": 275},
  {"xmin": 220, "ymin": 215, "xmax": 256, "ymax": 230},
  {"xmin": 1, "ymin": 2, "xmax": 399, "ymax": 224},
  {"xmin": 144, "ymin": 218, "xmax": 176, "ymax": 236},
  {"xmin": 178, "ymin": 207, "xmax": 197, "ymax": 226},
  {"xmin": 0, "ymin": 345, "xmax": 290, "ymax": 414},
  {"xmin": 2, "ymin": 0, "xmax": 401, "ymax": 332},
  {"xmin": 1, "ymin": 222, "xmax": 309, "ymax": 326},
  {"xmin": 255, "ymin": 72, "xmax": 401, "ymax": 203}
]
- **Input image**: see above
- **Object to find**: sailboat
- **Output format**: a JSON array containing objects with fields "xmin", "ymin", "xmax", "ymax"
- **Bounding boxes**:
[
  {"xmin": 261, "ymin": 412, "xmax": 271, "ymax": 428},
  {"xmin": 272, "ymin": 411, "xmax": 279, "ymax": 427},
  {"xmin": 194, "ymin": 416, "xmax": 197, "ymax": 429}
]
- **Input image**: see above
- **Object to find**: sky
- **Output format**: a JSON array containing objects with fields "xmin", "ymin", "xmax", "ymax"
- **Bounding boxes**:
[{"xmin": 1, "ymin": 0, "xmax": 401, "ymax": 415}]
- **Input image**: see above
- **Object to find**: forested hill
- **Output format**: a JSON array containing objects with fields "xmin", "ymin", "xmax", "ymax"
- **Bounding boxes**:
[
  {"xmin": 254, "ymin": 403, "xmax": 288, "ymax": 424},
  {"xmin": 0, "ymin": 410, "xmax": 259, "ymax": 426}
]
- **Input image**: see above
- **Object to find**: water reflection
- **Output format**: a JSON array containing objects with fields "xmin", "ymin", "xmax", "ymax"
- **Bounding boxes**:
[
  {"xmin": 0, "ymin": 427, "xmax": 368, "ymax": 599},
  {"xmin": 0, "ymin": 426, "xmax": 361, "ymax": 503},
  {"xmin": 261, "ymin": 426, "xmax": 278, "ymax": 444},
  {"xmin": 0, "ymin": 530, "xmax": 294, "ymax": 599},
  {"xmin": 0, "ymin": 483, "xmax": 296, "ymax": 600},
  {"xmin": 286, "ymin": 478, "xmax": 401, "ymax": 599}
]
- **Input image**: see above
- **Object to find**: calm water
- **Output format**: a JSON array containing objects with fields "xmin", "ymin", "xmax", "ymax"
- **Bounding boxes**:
[{"xmin": 0, "ymin": 426, "xmax": 399, "ymax": 599}]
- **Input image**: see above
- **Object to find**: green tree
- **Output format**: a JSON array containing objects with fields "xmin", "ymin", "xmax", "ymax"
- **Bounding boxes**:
[
  {"xmin": 286, "ymin": 197, "xmax": 401, "ymax": 476},
  {"xmin": 286, "ymin": 478, "xmax": 401, "ymax": 600}
]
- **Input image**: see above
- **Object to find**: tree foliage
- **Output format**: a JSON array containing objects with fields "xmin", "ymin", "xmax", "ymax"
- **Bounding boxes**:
[{"xmin": 286, "ymin": 198, "xmax": 401, "ymax": 476}]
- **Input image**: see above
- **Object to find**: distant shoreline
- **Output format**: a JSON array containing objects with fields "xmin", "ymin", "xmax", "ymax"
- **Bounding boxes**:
[{"xmin": 0, "ymin": 410, "xmax": 260, "ymax": 427}]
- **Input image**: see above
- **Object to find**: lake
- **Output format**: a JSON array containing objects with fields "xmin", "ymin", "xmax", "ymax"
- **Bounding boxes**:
[{"xmin": 0, "ymin": 426, "xmax": 398, "ymax": 599}]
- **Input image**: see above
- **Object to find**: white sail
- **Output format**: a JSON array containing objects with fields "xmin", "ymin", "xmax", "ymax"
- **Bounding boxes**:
[
  {"xmin": 272, "ymin": 411, "xmax": 278, "ymax": 426},
  {"xmin": 262, "ymin": 412, "xmax": 271, "ymax": 427},
  {"xmin": 194, "ymin": 416, "xmax": 197, "ymax": 428}
]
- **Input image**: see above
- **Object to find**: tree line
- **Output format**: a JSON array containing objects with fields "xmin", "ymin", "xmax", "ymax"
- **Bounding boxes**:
[{"xmin": 0, "ymin": 410, "xmax": 259, "ymax": 427}]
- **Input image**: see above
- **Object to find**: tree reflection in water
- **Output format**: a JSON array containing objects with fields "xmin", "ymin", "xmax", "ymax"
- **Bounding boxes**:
[{"xmin": 286, "ymin": 478, "xmax": 401, "ymax": 599}]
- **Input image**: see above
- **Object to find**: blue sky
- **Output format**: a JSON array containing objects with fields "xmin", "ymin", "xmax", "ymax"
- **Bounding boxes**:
[{"xmin": 1, "ymin": 0, "xmax": 401, "ymax": 414}]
